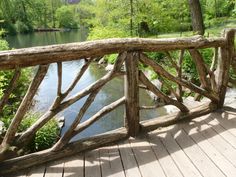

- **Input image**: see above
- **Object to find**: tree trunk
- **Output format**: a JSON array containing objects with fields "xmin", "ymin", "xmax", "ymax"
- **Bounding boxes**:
[
  {"xmin": 130, "ymin": 0, "xmax": 133, "ymax": 36},
  {"xmin": 188, "ymin": 0, "xmax": 205, "ymax": 35}
]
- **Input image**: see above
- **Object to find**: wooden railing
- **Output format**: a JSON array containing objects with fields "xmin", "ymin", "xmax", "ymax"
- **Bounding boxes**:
[{"xmin": 0, "ymin": 29, "xmax": 235, "ymax": 174}]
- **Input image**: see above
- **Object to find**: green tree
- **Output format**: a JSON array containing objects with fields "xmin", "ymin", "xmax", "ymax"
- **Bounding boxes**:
[{"xmin": 56, "ymin": 6, "xmax": 77, "ymax": 28}]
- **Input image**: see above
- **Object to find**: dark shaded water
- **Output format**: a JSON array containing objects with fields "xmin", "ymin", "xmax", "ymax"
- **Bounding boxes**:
[
  {"xmin": 6, "ymin": 30, "xmax": 166, "ymax": 140},
  {"xmin": 6, "ymin": 29, "xmax": 87, "ymax": 48}
]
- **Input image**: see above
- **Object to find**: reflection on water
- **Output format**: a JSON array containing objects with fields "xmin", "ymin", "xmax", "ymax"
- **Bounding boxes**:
[{"xmin": 6, "ymin": 30, "xmax": 167, "ymax": 140}]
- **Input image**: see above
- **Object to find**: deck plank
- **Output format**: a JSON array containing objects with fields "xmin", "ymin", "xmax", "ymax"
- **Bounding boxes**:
[
  {"xmin": 148, "ymin": 132, "xmax": 183, "ymax": 177},
  {"xmin": 26, "ymin": 165, "xmax": 46, "ymax": 177},
  {"xmin": 12, "ymin": 107, "xmax": 236, "ymax": 177},
  {"xmin": 156, "ymin": 130, "xmax": 202, "ymax": 177},
  {"xmin": 118, "ymin": 140, "xmax": 142, "ymax": 177},
  {"xmin": 85, "ymin": 149, "xmax": 101, "ymax": 177},
  {"xmin": 183, "ymin": 120, "xmax": 236, "ymax": 177},
  {"xmin": 212, "ymin": 111, "xmax": 236, "ymax": 136},
  {"xmin": 44, "ymin": 160, "xmax": 64, "ymax": 177},
  {"xmin": 100, "ymin": 145, "xmax": 125, "ymax": 177},
  {"xmin": 64, "ymin": 155, "xmax": 84, "ymax": 177},
  {"xmin": 204, "ymin": 114, "xmax": 236, "ymax": 148},
  {"xmin": 172, "ymin": 128, "xmax": 225, "ymax": 177},
  {"xmin": 129, "ymin": 137, "xmax": 166, "ymax": 177},
  {"xmin": 191, "ymin": 115, "xmax": 236, "ymax": 167},
  {"xmin": 5, "ymin": 171, "xmax": 28, "ymax": 177}
]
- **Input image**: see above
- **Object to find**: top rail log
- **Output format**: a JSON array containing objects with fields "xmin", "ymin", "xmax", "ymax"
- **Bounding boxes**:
[{"xmin": 0, "ymin": 36, "xmax": 225, "ymax": 70}]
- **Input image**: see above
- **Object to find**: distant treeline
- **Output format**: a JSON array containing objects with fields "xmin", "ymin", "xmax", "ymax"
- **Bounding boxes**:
[{"xmin": 0, "ymin": 0, "xmax": 235, "ymax": 37}]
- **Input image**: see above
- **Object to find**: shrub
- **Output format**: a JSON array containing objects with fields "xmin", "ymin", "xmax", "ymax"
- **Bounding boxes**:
[
  {"xmin": 15, "ymin": 21, "xmax": 33, "ymax": 33},
  {"xmin": 104, "ymin": 54, "xmax": 118, "ymax": 64},
  {"xmin": 88, "ymin": 26, "xmax": 128, "ymax": 40},
  {"xmin": 145, "ymin": 52, "xmax": 165, "ymax": 63},
  {"xmin": 0, "ymin": 39, "xmax": 9, "ymax": 50},
  {"xmin": 18, "ymin": 113, "xmax": 60, "ymax": 152},
  {"xmin": 3, "ymin": 22, "xmax": 17, "ymax": 35}
]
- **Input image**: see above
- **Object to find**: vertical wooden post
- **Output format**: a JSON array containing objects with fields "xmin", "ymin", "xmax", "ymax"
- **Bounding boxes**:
[
  {"xmin": 216, "ymin": 29, "xmax": 235, "ymax": 107},
  {"xmin": 124, "ymin": 51, "xmax": 140, "ymax": 137}
]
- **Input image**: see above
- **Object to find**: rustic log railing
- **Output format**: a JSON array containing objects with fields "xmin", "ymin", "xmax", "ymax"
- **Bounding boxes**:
[{"xmin": 0, "ymin": 29, "xmax": 235, "ymax": 174}]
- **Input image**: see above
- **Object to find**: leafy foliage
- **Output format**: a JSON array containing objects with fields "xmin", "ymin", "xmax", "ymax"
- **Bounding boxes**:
[
  {"xmin": 0, "ymin": 39, "xmax": 9, "ymax": 50},
  {"xmin": 88, "ymin": 26, "xmax": 128, "ymax": 40},
  {"xmin": 56, "ymin": 6, "xmax": 77, "ymax": 28},
  {"xmin": 18, "ymin": 113, "xmax": 60, "ymax": 152},
  {"xmin": 104, "ymin": 54, "xmax": 118, "ymax": 64}
]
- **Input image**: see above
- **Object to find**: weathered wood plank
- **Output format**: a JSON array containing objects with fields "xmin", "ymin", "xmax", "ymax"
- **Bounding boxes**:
[
  {"xmin": 182, "ymin": 119, "xmax": 236, "ymax": 177},
  {"xmin": 0, "ymin": 37, "xmax": 226, "ymax": 70},
  {"xmin": 118, "ymin": 140, "xmax": 142, "ymax": 177},
  {"xmin": 85, "ymin": 150, "xmax": 101, "ymax": 177},
  {"xmin": 157, "ymin": 130, "xmax": 202, "ymax": 177},
  {"xmin": 26, "ymin": 165, "xmax": 46, "ymax": 177},
  {"xmin": 129, "ymin": 137, "xmax": 166, "ymax": 177},
  {"xmin": 5, "ymin": 170, "xmax": 28, "ymax": 177},
  {"xmin": 172, "ymin": 128, "xmax": 225, "ymax": 177},
  {"xmin": 100, "ymin": 145, "xmax": 125, "ymax": 177},
  {"xmin": 202, "ymin": 113, "xmax": 236, "ymax": 148},
  {"xmin": 44, "ymin": 160, "xmax": 64, "ymax": 177},
  {"xmin": 208, "ymin": 112, "xmax": 236, "ymax": 137},
  {"xmin": 148, "ymin": 133, "xmax": 183, "ymax": 177},
  {"xmin": 63, "ymin": 155, "xmax": 84, "ymax": 177},
  {"xmin": 190, "ymin": 117, "xmax": 236, "ymax": 167}
]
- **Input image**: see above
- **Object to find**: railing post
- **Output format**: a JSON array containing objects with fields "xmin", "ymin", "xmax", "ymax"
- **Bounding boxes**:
[
  {"xmin": 124, "ymin": 51, "xmax": 140, "ymax": 137},
  {"xmin": 216, "ymin": 29, "xmax": 235, "ymax": 107}
]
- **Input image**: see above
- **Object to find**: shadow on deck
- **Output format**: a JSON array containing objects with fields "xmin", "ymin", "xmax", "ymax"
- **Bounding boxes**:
[{"xmin": 7, "ymin": 101, "xmax": 236, "ymax": 177}]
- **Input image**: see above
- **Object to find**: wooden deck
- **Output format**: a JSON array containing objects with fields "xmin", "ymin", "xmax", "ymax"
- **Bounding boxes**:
[{"xmin": 6, "ymin": 103, "xmax": 236, "ymax": 177}]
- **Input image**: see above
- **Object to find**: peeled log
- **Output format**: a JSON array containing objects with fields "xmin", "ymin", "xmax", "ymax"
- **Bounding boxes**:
[{"xmin": 0, "ymin": 37, "xmax": 225, "ymax": 70}]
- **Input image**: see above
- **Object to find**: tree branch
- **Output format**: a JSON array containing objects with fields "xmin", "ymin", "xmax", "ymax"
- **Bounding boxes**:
[
  {"xmin": 57, "ymin": 62, "xmax": 62, "ymax": 96},
  {"xmin": 189, "ymin": 49, "xmax": 210, "ymax": 90},
  {"xmin": 139, "ymin": 53, "xmax": 219, "ymax": 102},
  {"xmin": 139, "ymin": 71, "xmax": 189, "ymax": 112},
  {"xmin": 73, "ymin": 97, "xmax": 125, "ymax": 136},
  {"xmin": 52, "ymin": 88, "xmax": 100, "ymax": 151},
  {"xmin": 165, "ymin": 51, "xmax": 179, "ymax": 70}
]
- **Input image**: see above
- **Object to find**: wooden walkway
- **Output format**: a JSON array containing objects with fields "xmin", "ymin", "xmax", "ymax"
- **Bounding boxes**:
[{"xmin": 6, "ymin": 104, "xmax": 236, "ymax": 177}]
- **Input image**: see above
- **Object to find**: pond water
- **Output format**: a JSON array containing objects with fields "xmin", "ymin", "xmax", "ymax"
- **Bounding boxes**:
[{"xmin": 6, "ymin": 29, "xmax": 167, "ymax": 140}]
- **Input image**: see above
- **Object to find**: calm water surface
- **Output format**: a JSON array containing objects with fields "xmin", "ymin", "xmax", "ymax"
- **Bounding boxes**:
[{"xmin": 6, "ymin": 30, "xmax": 166, "ymax": 140}]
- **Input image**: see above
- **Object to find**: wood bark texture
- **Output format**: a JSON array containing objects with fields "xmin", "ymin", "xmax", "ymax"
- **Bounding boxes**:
[
  {"xmin": 125, "ymin": 52, "xmax": 140, "ymax": 136},
  {"xmin": 0, "ymin": 37, "xmax": 225, "ymax": 70},
  {"xmin": 188, "ymin": 0, "xmax": 205, "ymax": 35}
]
